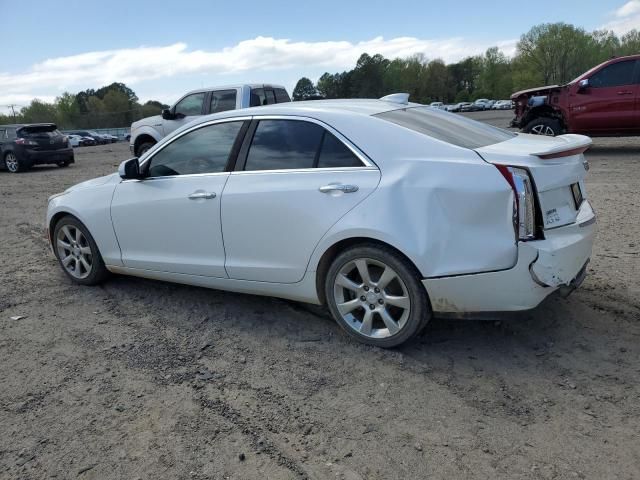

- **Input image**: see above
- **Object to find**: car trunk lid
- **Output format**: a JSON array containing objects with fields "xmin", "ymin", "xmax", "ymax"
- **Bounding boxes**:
[{"xmin": 475, "ymin": 133, "xmax": 591, "ymax": 230}]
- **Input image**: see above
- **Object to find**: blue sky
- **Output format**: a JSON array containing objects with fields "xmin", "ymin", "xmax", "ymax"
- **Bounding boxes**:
[{"xmin": 1, "ymin": 0, "xmax": 637, "ymax": 113}]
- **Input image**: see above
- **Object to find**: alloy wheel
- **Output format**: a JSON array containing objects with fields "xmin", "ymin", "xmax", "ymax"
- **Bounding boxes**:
[
  {"xmin": 530, "ymin": 124, "xmax": 555, "ymax": 136},
  {"xmin": 5, "ymin": 153, "xmax": 18, "ymax": 173},
  {"xmin": 332, "ymin": 258, "xmax": 411, "ymax": 339},
  {"xmin": 56, "ymin": 224, "xmax": 93, "ymax": 279}
]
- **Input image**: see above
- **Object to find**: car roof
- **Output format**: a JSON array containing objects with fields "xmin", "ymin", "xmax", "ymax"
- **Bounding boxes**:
[
  {"xmin": 188, "ymin": 98, "xmax": 417, "ymax": 126},
  {"xmin": 183, "ymin": 83, "xmax": 288, "ymax": 96}
]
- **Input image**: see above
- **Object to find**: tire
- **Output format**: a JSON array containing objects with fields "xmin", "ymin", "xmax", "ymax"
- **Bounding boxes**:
[
  {"xmin": 324, "ymin": 244, "xmax": 431, "ymax": 348},
  {"xmin": 136, "ymin": 141, "xmax": 155, "ymax": 157},
  {"xmin": 4, "ymin": 152, "xmax": 28, "ymax": 173},
  {"xmin": 53, "ymin": 215, "xmax": 109, "ymax": 286},
  {"xmin": 57, "ymin": 161, "xmax": 70, "ymax": 168},
  {"xmin": 523, "ymin": 117, "xmax": 562, "ymax": 136}
]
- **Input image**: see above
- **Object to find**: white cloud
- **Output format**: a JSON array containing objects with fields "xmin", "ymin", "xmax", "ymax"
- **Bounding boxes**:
[
  {"xmin": 602, "ymin": 1, "xmax": 640, "ymax": 35},
  {"xmin": 0, "ymin": 35, "xmax": 516, "ymax": 112}
]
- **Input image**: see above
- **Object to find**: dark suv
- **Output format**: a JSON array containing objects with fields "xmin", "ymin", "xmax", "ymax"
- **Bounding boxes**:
[
  {"xmin": 511, "ymin": 54, "xmax": 640, "ymax": 136},
  {"xmin": 0, "ymin": 123, "xmax": 74, "ymax": 173}
]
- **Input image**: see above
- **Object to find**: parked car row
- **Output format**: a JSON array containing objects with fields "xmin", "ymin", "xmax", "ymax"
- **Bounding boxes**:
[
  {"xmin": 64, "ymin": 130, "xmax": 120, "ymax": 145},
  {"xmin": 441, "ymin": 99, "xmax": 513, "ymax": 112}
]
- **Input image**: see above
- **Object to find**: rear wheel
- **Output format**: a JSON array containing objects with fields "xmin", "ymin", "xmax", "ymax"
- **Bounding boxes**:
[
  {"xmin": 53, "ymin": 216, "xmax": 109, "ymax": 285},
  {"xmin": 57, "ymin": 160, "xmax": 70, "ymax": 168},
  {"xmin": 523, "ymin": 117, "xmax": 562, "ymax": 136},
  {"xmin": 4, "ymin": 152, "xmax": 26, "ymax": 173},
  {"xmin": 325, "ymin": 244, "xmax": 430, "ymax": 348}
]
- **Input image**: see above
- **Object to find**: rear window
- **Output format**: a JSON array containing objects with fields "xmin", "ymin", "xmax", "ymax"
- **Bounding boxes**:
[
  {"xmin": 18, "ymin": 125, "xmax": 62, "ymax": 137},
  {"xmin": 375, "ymin": 106, "xmax": 515, "ymax": 149}
]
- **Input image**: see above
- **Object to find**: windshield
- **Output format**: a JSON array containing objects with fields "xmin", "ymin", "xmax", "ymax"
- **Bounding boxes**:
[{"xmin": 375, "ymin": 106, "xmax": 516, "ymax": 149}]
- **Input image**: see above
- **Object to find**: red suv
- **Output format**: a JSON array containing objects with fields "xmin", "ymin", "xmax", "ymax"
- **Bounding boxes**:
[{"xmin": 511, "ymin": 55, "xmax": 640, "ymax": 136}]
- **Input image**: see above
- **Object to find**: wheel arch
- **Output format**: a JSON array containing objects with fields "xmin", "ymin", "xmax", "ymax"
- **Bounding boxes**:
[
  {"xmin": 522, "ymin": 105, "xmax": 566, "ymax": 130},
  {"xmin": 314, "ymin": 236, "xmax": 426, "ymax": 306},
  {"xmin": 132, "ymin": 130, "xmax": 159, "ymax": 155}
]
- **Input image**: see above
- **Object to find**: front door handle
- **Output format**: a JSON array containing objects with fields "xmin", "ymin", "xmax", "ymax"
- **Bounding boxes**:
[
  {"xmin": 617, "ymin": 91, "xmax": 633, "ymax": 95},
  {"xmin": 188, "ymin": 191, "xmax": 216, "ymax": 200},
  {"xmin": 319, "ymin": 183, "xmax": 359, "ymax": 194}
]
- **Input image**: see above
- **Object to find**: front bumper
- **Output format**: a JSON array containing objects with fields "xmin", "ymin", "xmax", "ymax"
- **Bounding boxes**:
[{"xmin": 424, "ymin": 200, "xmax": 595, "ymax": 314}]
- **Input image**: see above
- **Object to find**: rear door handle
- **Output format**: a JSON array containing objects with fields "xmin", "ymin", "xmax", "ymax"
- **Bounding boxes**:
[
  {"xmin": 319, "ymin": 183, "xmax": 359, "ymax": 194},
  {"xmin": 188, "ymin": 191, "xmax": 216, "ymax": 200}
]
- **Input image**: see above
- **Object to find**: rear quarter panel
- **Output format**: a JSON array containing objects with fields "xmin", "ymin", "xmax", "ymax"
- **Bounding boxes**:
[{"xmin": 306, "ymin": 116, "xmax": 518, "ymax": 278}]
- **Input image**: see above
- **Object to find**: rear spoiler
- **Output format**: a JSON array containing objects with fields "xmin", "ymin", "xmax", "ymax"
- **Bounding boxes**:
[{"xmin": 531, "ymin": 134, "xmax": 592, "ymax": 159}]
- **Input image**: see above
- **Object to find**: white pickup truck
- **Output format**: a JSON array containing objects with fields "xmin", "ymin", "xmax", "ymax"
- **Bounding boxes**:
[{"xmin": 129, "ymin": 84, "xmax": 290, "ymax": 156}]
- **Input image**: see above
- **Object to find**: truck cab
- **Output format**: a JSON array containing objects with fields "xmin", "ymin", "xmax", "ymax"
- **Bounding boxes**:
[
  {"xmin": 511, "ymin": 55, "xmax": 640, "ymax": 137},
  {"xmin": 130, "ymin": 84, "xmax": 291, "ymax": 156}
]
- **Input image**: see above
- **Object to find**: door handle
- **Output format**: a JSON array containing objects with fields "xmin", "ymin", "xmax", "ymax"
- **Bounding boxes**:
[
  {"xmin": 188, "ymin": 191, "xmax": 216, "ymax": 200},
  {"xmin": 617, "ymin": 91, "xmax": 633, "ymax": 95},
  {"xmin": 319, "ymin": 183, "xmax": 359, "ymax": 194}
]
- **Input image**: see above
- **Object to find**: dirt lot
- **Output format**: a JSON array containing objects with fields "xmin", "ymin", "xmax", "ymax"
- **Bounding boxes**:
[{"xmin": 1, "ymin": 111, "xmax": 639, "ymax": 479}]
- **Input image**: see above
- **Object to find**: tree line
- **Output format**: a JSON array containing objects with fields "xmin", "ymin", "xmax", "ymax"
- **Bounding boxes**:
[
  {"xmin": 2, "ymin": 22, "xmax": 640, "ymax": 128},
  {"xmin": 0, "ymin": 82, "xmax": 168, "ymax": 129},
  {"xmin": 292, "ymin": 23, "xmax": 640, "ymax": 103}
]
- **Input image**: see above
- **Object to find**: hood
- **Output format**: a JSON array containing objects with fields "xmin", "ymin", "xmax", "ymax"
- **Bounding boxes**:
[
  {"xmin": 131, "ymin": 115, "xmax": 162, "ymax": 130},
  {"xmin": 511, "ymin": 84, "xmax": 563, "ymax": 100},
  {"xmin": 65, "ymin": 173, "xmax": 119, "ymax": 193}
]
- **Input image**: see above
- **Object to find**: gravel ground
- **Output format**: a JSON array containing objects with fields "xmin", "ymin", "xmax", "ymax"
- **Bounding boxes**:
[{"xmin": 1, "ymin": 110, "xmax": 638, "ymax": 479}]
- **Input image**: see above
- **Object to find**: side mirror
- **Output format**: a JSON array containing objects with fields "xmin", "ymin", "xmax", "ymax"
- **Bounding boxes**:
[
  {"xmin": 577, "ymin": 78, "xmax": 589, "ymax": 92},
  {"xmin": 118, "ymin": 157, "xmax": 142, "ymax": 180},
  {"xmin": 161, "ymin": 108, "xmax": 174, "ymax": 120}
]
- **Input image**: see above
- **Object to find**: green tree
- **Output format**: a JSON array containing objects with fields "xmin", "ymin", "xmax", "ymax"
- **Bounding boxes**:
[
  {"xmin": 477, "ymin": 47, "xmax": 513, "ymax": 99},
  {"xmin": 292, "ymin": 77, "xmax": 316, "ymax": 100},
  {"xmin": 55, "ymin": 92, "xmax": 80, "ymax": 128},
  {"xmin": 350, "ymin": 53, "xmax": 389, "ymax": 98},
  {"xmin": 20, "ymin": 100, "xmax": 58, "ymax": 123},
  {"xmin": 516, "ymin": 23, "xmax": 594, "ymax": 85}
]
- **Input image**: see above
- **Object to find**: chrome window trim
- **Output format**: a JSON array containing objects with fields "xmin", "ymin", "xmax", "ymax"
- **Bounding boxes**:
[
  {"xmin": 245, "ymin": 115, "xmax": 375, "ymax": 169},
  {"xmin": 231, "ymin": 166, "xmax": 378, "ymax": 176},
  {"xmin": 139, "ymin": 116, "xmax": 252, "ymax": 170},
  {"xmin": 138, "ymin": 114, "xmax": 377, "ymax": 181}
]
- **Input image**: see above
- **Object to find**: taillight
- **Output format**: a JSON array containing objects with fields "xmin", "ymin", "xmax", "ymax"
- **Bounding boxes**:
[
  {"xmin": 495, "ymin": 165, "xmax": 537, "ymax": 241},
  {"xmin": 15, "ymin": 138, "xmax": 38, "ymax": 146}
]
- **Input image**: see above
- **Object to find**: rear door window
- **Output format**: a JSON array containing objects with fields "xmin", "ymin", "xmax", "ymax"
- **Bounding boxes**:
[
  {"xmin": 243, "ymin": 120, "xmax": 364, "ymax": 171},
  {"xmin": 375, "ymin": 106, "xmax": 515, "ymax": 149},
  {"xmin": 209, "ymin": 89, "xmax": 237, "ymax": 114},
  {"xmin": 264, "ymin": 89, "xmax": 276, "ymax": 105},
  {"xmin": 589, "ymin": 60, "xmax": 637, "ymax": 88},
  {"xmin": 250, "ymin": 88, "xmax": 266, "ymax": 107}
]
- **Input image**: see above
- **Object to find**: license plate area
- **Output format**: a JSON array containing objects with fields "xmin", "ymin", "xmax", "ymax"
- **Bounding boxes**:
[{"xmin": 571, "ymin": 183, "xmax": 583, "ymax": 209}]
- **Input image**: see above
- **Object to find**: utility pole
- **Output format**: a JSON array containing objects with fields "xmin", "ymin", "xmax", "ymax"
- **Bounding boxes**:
[{"xmin": 5, "ymin": 104, "xmax": 18, "ymax": 122}]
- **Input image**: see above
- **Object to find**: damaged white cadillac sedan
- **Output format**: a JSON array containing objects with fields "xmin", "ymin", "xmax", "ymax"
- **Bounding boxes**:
[{"xmin": 46, "ymin": 95, "xmax": 595, "ymax": 347}]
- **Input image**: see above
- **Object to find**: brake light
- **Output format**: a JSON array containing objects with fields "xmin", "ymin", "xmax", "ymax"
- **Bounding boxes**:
[
  {"xmin": 496, "ymin": 165, "xmax": 537, "ymax": 241},
  {"xmin": 15, "ymin": 138, "xmax": 38, "ymax": 146}
]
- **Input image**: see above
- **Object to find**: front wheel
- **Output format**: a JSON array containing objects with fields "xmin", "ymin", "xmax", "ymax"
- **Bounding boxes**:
[
  {"xmin": 325, "ymin": 244, "xmax": 430, "ymax": 348},
  {"xmin": 523, "ymin": 117, "xmax": 562, "ymax": 136},
  {"xmin": 136, "ymin": 141, "xmax": 155, "ymax": 157},
  {"xmin": 53, "ymin": 216, "xmax": 109, "ymax": 285}
]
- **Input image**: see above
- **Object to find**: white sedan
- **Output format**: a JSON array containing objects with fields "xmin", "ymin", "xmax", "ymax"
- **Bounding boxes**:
[{"xmin": 46, "ymin": 95, "xmax": 595, "ymax": 347}]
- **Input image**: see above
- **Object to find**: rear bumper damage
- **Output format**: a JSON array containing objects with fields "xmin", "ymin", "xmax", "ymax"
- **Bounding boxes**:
[{"xmin": 424, "ymin": 200, "xmax": 595, "ymax": 314}]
